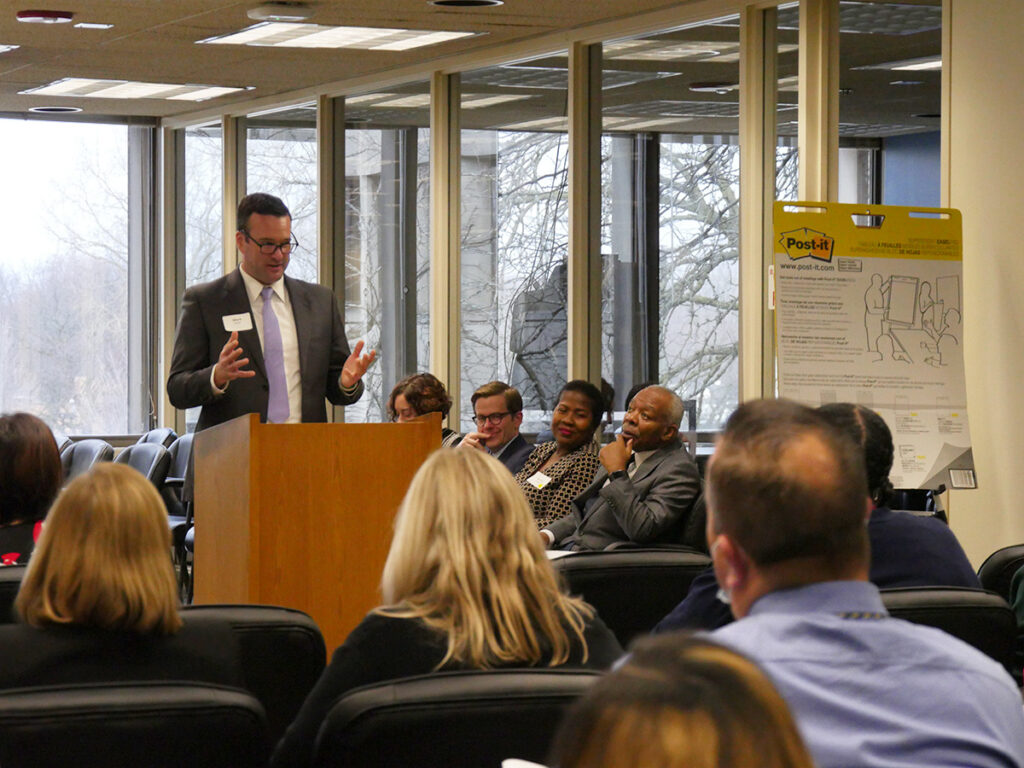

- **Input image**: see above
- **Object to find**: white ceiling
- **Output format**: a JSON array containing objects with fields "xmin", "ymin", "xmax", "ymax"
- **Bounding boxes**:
[{"xmin": 0, "ymin": 0, "xmax": 692, "ymax": 119}]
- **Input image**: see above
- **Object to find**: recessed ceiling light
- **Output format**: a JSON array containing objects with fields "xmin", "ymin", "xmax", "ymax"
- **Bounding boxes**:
[
  {"xmin": 29, "ymin": 105, "xmax": 82, "ymax": 113},
  {"xmin": 199, "ymin": 21, "xmax": 477, "ymax": 50},
  {"xmin": 247, "ymin": 3, "xmax": 314, "ymax": 22},
  {"xmin": 16, "ymin": 9, "xmax": 73, "ymax": 23},
  {"xmin": 429, "ymin": 0, "xmax": 503, "ymax": 6},
  {"xmin": 74, "ymin": 22, "xmax": 114, "ymax": 30},
  {"xmin": 0, "ymin": 44, "xmax": 19, "ymax": 54},
  {"xmin": 21, "ymin": 77, "xmax": 252, "ymax": 101}
]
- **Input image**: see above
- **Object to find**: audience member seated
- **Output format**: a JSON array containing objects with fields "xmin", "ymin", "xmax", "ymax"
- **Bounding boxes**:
[
  {"xmin": 552, "ymin": 634, "xmax": 814, "ymax": 768},
  {"xmin": 542, "ymin": 386, "xmax": 702, "ymax": 551},
  {"xmin": 515, "ymin": 380, "xmax": 604, "ymax": 529},
  {"xmin": 656, "ymin": 402, "xmax": 979, "ymax": 632},
  {"xmin": 387, "ymin": 372, "xmax": 463, "ymax": 446},
  {"xmin": 0, "ymin": 463, "xmax": 242, "ymax": 688},
  {"xmin": 0, "ymin": 413, "xmax": 62, "ymax": 566},
  {"xmin": 459, "ymin": 381, "xmax": 533, "ymax": 474},
  {"xmin": 707, "ymin": 399, "xmax": 1024, "ymax": 768},
  {"xmin": 271, "ymin": 448, "xmax": 621, "ymax": 768}
]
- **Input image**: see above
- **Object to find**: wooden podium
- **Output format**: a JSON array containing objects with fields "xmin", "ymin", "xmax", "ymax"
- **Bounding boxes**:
[{"xmin": 192, "ymin": 413, "xmax": 439, "ymax": 650}]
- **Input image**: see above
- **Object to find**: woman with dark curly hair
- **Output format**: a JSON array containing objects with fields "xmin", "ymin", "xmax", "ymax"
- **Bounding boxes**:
[
  {"xmin": 0, "ymin": 413, "xmax": 62, "ymax": 566},
  {"xmin": 387, "ymin": 372, "xmax": 463, "ymax": 447}
]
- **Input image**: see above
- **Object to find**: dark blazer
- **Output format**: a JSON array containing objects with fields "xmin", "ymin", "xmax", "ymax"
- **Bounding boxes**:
[
  {"xmin": 547, "ymin": 444, "xmax": 702, "ymax": 551},
  {"xmin": 496, "ymin": 433, "xmax": 533, "ymax": 475},
  {"xmin": 0, "ymin": 621, "xmax": 244, "ymax": 690},
  {"xmin": 167, "ymin": 268, "xmax": 362, "ymax": 432},
  {"xmin": 270, "ymin": 611, "xmax": 621, "ymax": 768}
]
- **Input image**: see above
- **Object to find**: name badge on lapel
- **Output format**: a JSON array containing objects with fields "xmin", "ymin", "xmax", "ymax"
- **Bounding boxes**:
[
  {"xmin": 527, "ymin": 471, "xmax": 552, "ymax": 489},
  {"xmin": 222, "ymin": 313, "xmax": 253, "ymax": 332}
]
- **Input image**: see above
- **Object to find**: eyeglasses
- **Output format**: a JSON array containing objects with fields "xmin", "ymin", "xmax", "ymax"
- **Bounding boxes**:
[
  {"xmin": 241, "ymin": 229, "xmax": 299, "ymax": 256},
  {"xmin": 474, "ymin": 411, "xmax": 510, "ymax": 426}
]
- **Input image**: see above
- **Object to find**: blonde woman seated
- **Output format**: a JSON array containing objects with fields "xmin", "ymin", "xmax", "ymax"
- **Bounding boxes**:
[
  {"xmin": 271, "ymin": 448, "xmax": 622, "ymax": 768},
  {"xmin": 0, "ymin": 463, "xmax": 242, "ymax": 688},
  {"xmin": 552, "ymin": 634, "xmax": 814, "ymax": 768}
]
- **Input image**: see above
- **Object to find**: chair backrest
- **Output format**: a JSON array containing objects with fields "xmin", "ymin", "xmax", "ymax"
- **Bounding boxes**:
[
  {"xmin": 137, "ymin": 427, "xmax": 178, "ymax": 448},
  {"xmin": 0, "ymin": 565, "xmax": 26, "ymax": 625},
  {"xmin": 167, "ymin": 432, "xmax": 194, "ymax": 483},
  {"xmin": 181, "ymin": 604, "xmax": 327, "ymax": 742},
  {"xmin": 552, "ymin": 548, "xmax": 712, "ymax": 646},
  {"xmin": 114, "ymin": 442, "xmax": 172, "ymax": 486},
  {"xmin": 59, "ymin": 439, "xmax": 114, "ymax": 484},
  {"xmin": 977, "ymin": 544, "xmax": 1024, "ymax": 601},
  {"xmin": 314, "ymin": 669, "xmax": 601, "ymax": 768},
  {"xmin": 0, "ymin": 681, "xmax": 268, "ymax": 768},
  {"xmin": 880, "ymin": 587, "xmax": 1017, "ymax": 673}
]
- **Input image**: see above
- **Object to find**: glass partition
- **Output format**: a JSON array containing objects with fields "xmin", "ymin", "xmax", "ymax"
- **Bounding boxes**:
[
  {"xmin": 342, "ymin": 83, "xmax": 432, "ymax": 423},
  {"xmin": 185, "ymin": 123, "xmax": 223, "ymax": 288},
  {"xmin": 837, "ymin": 0, "xmax": 941, "ymax": 205},
  {"xmin": 0, "ymin": 118, "xmax": 148, "ymax": 434},
  {"xmin": 460, "ymin": 53, "xmax": 570, "ymax": 433},
  {"xmin": 246, "ymin": 104, "xmax": 319, "ymax": 281},
  {"xmin": 601, "ymin": 17, "xmax": 747, "ymax": 430}
]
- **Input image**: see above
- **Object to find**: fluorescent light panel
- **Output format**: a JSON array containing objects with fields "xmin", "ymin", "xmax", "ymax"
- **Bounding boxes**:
[
  {"xmin": 21, "ymin": 77, "xmax": 249, "ymax": 101},
  {"xmin": 0, "ymin": 44, "xmax": 19, "ymax": 54},
  {"xmin": 200, "ymin": 22, "xmax": 475, "ymax": 50}
]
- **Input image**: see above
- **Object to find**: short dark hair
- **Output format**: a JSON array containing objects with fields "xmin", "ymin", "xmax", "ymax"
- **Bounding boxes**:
[
  {"xmin": 0, "ymin": 413, "xmax": 62, "ymax": 526},
  {"xmin": 708, "ymin": 399, "xmax": 869, "ymax": 572},
  {"xmin": 816, "ymin": 403, "xmax": 894, "ymax": 507},
  {"xmin": 471, "ymin": 381, "xmax": 523, "ymax": 414},
  {"xmin": 387, "ymin": 373, "xmax": 452, "ymax": 420},
  {"xmin": 557, "ymin": 380, "xmax": 605, "ymax": 430},
  {"xmin": 237, "ymin": 193, "xmax": 291, "ymax": 231}
]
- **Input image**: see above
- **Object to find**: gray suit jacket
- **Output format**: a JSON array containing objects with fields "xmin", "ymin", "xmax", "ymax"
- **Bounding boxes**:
[
  {"xmin": 167, "ymin": 268, "xmax": 362, "ymax": 433},
  {"xmin": 547, "ymin": 444, "xmax": 702, "ymax": 551}
]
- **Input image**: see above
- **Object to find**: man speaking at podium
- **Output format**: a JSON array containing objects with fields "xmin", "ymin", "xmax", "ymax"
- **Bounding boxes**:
[{"xmin": 168, "ymin": 193, "xmax": 375, "ymax": 433}]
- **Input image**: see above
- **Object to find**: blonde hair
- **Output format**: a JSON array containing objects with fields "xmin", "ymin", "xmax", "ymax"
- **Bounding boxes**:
[
  {"xmin": 379, "ymin": 448, "xmax": 592, "ymax": 668},
  {"xmin": 16, "ymin": 462, "xmax": 182, "ymax": 635},
  {"xmin": 553, "ymin": 635, "xmax": 814, "ymax": 768}
]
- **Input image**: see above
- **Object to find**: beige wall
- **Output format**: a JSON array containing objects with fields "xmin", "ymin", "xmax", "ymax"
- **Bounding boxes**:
[{"xmin": 946, "ymin": 0, "xmax": 1024, "ymax": 565}]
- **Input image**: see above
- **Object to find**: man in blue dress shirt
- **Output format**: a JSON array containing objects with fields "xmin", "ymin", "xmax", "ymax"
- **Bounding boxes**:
[{"xmin": 707, "ymin": 399, "xmax": 1024, "ymax": 768}]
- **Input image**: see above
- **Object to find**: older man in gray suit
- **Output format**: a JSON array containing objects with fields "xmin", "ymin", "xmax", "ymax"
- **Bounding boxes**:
[{"xmin": 542, "ymin": 385, "xmax": 703, "ymax": 551}]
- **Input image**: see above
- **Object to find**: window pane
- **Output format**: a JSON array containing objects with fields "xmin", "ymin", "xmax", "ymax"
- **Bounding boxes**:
[
  {"xmin": 460, "ymin": 53, "xmax": 570, "ymax": 433},
  {"xmin": 246, "ymin": 104, "xmax": 319, "ymax": 282},
  {"xmin": 343, "ymin": 83, "xmax": 432, "ymax": 423},
  {"xmin": 838, "ymin": 0, "xmax": 941, "ymax": 205},
  {"xmin": 601, "ymin": 19, "xmax": 741, "ymax": 430},
  {"xmin": 0, "ymin": 119, "xmax": 143, "ymax": 434},
  {"xmin": 185, "ymin": 124, "xmax": 223, "ymax": 288},
  {"xmin": 775, "ymin": 3, "xmax": 800, "ymax": 201}
]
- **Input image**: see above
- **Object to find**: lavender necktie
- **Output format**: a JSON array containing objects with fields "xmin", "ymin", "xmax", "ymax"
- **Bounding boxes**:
[{"xmin": 261, "ymin": 286, "xmax": 290, "ymax": 423}]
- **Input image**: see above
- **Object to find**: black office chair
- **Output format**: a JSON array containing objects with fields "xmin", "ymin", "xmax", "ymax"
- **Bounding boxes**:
[
  {"xmin": 0, "ymin": 681, "xmax": 268, "ymax": 768},
  {"xmin": 553, "ymin": 548, "xmax": 711, "ymax": 646},
  {"xmin": 59, "ymin": 439, "xmax": 114, "ymax": 484},
  {"xmin": 0, "ymin": 565, "xmax": 26, "ymax": 625},
  {"xmin": 313, "ymin": 669, "xmax": 601, "ymax": 768},
  {"xmin": 114, "ymin": 442, "xmax": 172, "ymax": 487},
  {"xmin": 165, "ymin": 433, "xmax": 194, "ymax": 588},
  {"xmin": 881, "ymin": 587, "xmax": 1017, "ymax": 674},
  {"xmin": 977, "ymin": 543, "xmax": 1024, "ymax": 602},
  {"xmin": 137, "ymin": 426, "xmax": 178, "ymax": 449},
  {"xmin": 181, "ymin": 604, "xmax": 327, "ymax": 743}
]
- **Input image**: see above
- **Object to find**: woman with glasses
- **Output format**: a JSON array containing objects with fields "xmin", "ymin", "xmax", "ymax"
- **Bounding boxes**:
[
  {"xmin": 514, "ymin": 380, "xmax": 604, "ymax": 529},
  {"xmin": 387, "ymin": 372, "xmax": 463, "ymax": 447},
  {"xmin": 270, "ymin": 448, "xmax": 621, "ymax": 768}
]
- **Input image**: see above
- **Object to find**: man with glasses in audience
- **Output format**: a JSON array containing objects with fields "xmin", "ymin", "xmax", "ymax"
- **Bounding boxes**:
[
  {"xmin": 168, "ymin": 193, "xmax": 375, "ymax": 435},
  {"xmin": 460, "ymin": 381, "xmax": 533, "ymax": 474}
]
